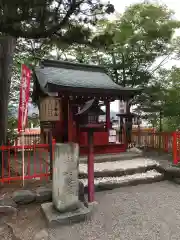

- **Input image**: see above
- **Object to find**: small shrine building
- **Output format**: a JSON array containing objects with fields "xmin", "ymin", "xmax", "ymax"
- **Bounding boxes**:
[
  {"xmin": 33, "ymin": 59, "xmax": 141, "ymax": 202},
  {"xmin": 33, "ymin": 59, "xmax": 140, "ymax": 155}
]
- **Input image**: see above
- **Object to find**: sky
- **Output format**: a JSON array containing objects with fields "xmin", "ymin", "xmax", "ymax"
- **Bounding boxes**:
[{"xmin": 108, "ymin": 0, "xmax": 180, "ymax": 112}]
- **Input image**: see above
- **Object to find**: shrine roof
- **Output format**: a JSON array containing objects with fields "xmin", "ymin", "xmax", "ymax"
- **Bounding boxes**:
[{"xmin": 34, "ymin": 59, "xmax": 141, "ymax": 98}]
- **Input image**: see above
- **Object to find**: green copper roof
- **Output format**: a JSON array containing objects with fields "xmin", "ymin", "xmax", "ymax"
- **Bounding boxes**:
[{"xmin": 35, "ymin": 60, "xmax": 133, "ymax": 91}]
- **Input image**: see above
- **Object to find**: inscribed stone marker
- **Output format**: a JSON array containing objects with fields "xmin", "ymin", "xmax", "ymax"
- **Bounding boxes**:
[{"xmin": 52, "ymin": 143, "xmax": 79, "ymax": 213}]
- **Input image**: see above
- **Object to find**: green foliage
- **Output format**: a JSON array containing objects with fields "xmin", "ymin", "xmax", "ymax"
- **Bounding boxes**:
[
  {"xmin": 9, "ymin": 0, "xmax": 115, "ymax": 107},
  {"xmin": 7, "ymin": 113, "xmax": 18, "ymax": 145},
  {"xmin": 60, "ymin": 3, "xmax": 179, "ymax": 92},
  {"xmin": 28, "ymin": 117, "xmax": 40, "ymax": 128},
  {"xmin": 0, "ymin": 0, "xmax": 114, "ymax": 40},
  {"xmin": 7, "ymin": 118, "xmax": 18, "ymax": 145},
  {"xmin": 162, "ymin": 117, "xmax": 180, "ymax": 132},
  {"xmin": 110, "ymin": 3, "xmax": 179, "ymax": 87},
  {"xmin": 140, "ymin": 67, "xmax": 180, "ymax": 131},
  {"xmin": 163, "ymin": 67, "xmax": 180, "ymax": 118}
]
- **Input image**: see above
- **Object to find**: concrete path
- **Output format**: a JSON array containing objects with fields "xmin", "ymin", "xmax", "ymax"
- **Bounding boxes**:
[{"xmin": 48, "ymin": 181, "xmax": 180, "ymax": 240}]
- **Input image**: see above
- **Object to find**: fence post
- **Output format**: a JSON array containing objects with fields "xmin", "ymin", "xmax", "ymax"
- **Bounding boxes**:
[
  {"xmin": 158, "ymin": 132, "xmax": 162, "ymax": 152},
  {"xmin": 137, "ymin": 126, "xmax": 141, "ymax": 147},
  {"xmin": 173, "ymin": 132, "xmax": 178, "ymax": 164},
  {"xmin": 164, "ymin": 134, "xmax": 168, "ymax": 152}
]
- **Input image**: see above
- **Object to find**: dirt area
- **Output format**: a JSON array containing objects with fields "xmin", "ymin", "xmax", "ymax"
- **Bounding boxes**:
[
  {"xmin": 3, "ymin": 203, "xmax": 46, "ymax": 240},
  {"xmin": 0, "ymin": 180, "xmax": 50, "ymax": 196},
  {"xmin": 2, "ymin": 181, "xmax": 180, "ymax": 240}
]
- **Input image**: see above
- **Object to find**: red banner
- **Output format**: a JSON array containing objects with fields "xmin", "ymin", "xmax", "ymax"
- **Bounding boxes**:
[{"xmin": 18, "ymin": 64, "xmax": 31, "ymax": 132}]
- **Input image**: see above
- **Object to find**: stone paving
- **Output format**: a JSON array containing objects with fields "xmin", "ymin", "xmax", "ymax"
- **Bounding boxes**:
[
  {"xmin": 80, "ymin": 169, "xmax": 163, "ymax": 187},
  {"xmin": 48, "ymin": 181, "xmax": 180, "ymax": 240},
  {"xmin": 79, "ymin": 157, "xmax": 162, "ymax": 189},
  {"xmin": 79, "ymin": 158, "xmax": 159, "ymax": 173}
]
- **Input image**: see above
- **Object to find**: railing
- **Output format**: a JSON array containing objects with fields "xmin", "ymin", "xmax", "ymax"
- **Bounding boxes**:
[
  {"xmin": 2, "ymin": 129, "xmax": 180, "ymax": 185},
  {"xmin": 131, "ymin": 131, "xmax": 180, "ymax": 165},
  {"xmin": 0, "ymin": 142, "xmax": 54, "ymax": 184},
  {"xmin": 15, "ymin": 133, "xmax": 41, "ymax": 147},
  {"xmin": 172, "ymin": 132, "xmax": 180, "ymax": 165},
  {"xmin": 132, "ymin": 131, "xmax": 173, "ymax": 152}
]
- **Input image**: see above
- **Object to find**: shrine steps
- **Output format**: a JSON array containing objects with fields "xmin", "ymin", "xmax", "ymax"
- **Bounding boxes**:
[
  {"xmin": 79, "ymin": 158, "xmax": 164, "ymax": 191},
  {"xmin": 81, "ymin": 170, "xmax": 163, "ymax": 192},
  {"xmin": 79, "ymin": 152, "xmax": 142, "ymax": 164},
  {"xmin": 79, "ymin": 158, "xmax": 158, "ymax": 178}
]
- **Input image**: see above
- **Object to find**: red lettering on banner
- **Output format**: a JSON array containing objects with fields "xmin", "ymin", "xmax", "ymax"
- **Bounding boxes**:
[{"xmin": 18, "ymin": 64, "xmax": 31, "ymax": 132}]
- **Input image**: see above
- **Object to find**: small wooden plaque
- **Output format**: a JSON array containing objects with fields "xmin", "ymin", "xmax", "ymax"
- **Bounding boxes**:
[{"xmin": 40, "ymin": 97, "xmax": 60, "ymax": 122}]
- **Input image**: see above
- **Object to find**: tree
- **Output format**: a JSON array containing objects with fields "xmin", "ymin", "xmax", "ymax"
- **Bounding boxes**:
[
  {"xmin": 95, "ymin": 3, "xmax": 179, "ymax": 87},
  {"xmin": 0, "ymin": 0, "xmax": 114, "ymax": 171},
  {"xmin": 59, "ymin": 3, "xmax": 180, "ymax": 125},
  {"xmin": 162, "ymin": 67, "xmax": 180, "ymax": 130},
  {"xmin": 60, "ymin": 3, "xmax": 180, "ymax": 89},
  {"xmin": 139, "ymin": 67, "xmax": 180, "ymax": 131},
  {"xmin": 11, "ymin": 38, "xmax": 53, "ymax": 107},
  {"xmin": 102, "ymin": 3, "xmax": 180, "ymax": 125},
  {"xmin": 0, "ymin": 37, "xmax": 16, "ymax": 149}
]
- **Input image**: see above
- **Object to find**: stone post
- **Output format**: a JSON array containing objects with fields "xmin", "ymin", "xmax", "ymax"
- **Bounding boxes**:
[
  {"xmin": 41, "ymin": 143, "xmax": 91, "ymax": 226},
  {"xmin": 52, "ymin": 143, "xmax": 80, "ymax": 212}
]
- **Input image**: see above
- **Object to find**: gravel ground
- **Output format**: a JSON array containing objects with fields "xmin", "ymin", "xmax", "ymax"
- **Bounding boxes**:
[
  {"xmin": 49, "ymin": 181, "xmax": 180, "ymax": 240},
  {"xmin": 3, "ymin": 181, "xmax": 180, "ymax": 240}
]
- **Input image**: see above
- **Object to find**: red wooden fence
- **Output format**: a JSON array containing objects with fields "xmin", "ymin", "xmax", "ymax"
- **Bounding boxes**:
[
  {"xmin": 2, "ymin": 130, "xmax": 180, "ymax": 185},
  {"xmin": 0, "ymin": 143, "xmax": 53, "ymax": 184},
  {"xmin": 132, "ymin": 131, "xmax": 180, "ymax": 165}
]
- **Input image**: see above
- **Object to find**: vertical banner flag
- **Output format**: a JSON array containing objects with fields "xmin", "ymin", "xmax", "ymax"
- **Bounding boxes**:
[{"xmin": 18, "ymin": 64, "xmax": 31, "ymax": 132}]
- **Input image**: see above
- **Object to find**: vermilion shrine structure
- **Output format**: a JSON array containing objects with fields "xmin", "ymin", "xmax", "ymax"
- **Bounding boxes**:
[{"xmin": 33, "ymin": 59, "xmax": 140, "ymax": 202}]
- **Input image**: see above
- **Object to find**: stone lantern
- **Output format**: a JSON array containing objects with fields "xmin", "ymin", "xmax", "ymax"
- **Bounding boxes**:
[{"xmin": 76, "ymin": 99, "xmax": 105, "ymax": 202}]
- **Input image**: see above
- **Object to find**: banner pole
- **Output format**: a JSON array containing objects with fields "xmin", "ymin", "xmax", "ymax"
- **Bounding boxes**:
[
  {"xmin": 22, "ymin": 128, "xmax": 25, "ymax": 187},
  {"xmin": 21, "ymin": 64, "xmax": 25, "ymax": 187},
  {"xmin": 22, "ymin": 107, "xmax": 28, "ymax": 187},
  {"xmin": 18, "ymin": 64, "xmax": 31, "ymax": 187}
]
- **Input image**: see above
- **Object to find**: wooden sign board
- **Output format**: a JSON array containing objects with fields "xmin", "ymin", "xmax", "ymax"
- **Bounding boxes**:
[{"xmin": 40, "ymin": 97, "xmax": 60, "ymax": 122}]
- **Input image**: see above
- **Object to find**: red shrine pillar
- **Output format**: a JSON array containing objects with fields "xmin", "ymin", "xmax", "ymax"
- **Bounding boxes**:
[
  {"xmin": 68, "ymin": 100, "xmax": 73, "ymax": 142},
  {"xmin": 106, "ymin": 101, "xmax": 111, "ymax": 130},
  {"xmin": 88, "ymin": 130, "xmax": 94, "ymax": 202}
]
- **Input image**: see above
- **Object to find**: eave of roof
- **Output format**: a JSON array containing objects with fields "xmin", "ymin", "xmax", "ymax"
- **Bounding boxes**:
[{"xmin": 34, "ymin": 59, "xmax": 142, "ymax": 98}]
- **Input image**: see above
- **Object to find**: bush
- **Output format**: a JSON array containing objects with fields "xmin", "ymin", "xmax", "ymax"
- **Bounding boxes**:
[{"xmin": 7, "ymin": 117, "xmax": 18, "ymax": 145}]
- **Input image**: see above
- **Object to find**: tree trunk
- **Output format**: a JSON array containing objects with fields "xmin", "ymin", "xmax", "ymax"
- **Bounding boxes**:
[{"xmin": 0, "ymin": 36, "xmax": 16, "ymax": 172}]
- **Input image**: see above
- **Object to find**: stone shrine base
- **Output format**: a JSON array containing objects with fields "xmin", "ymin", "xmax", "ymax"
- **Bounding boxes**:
[{"xmin": 41, "ymin": 202, "xmax": 91, "ymax": 227}]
